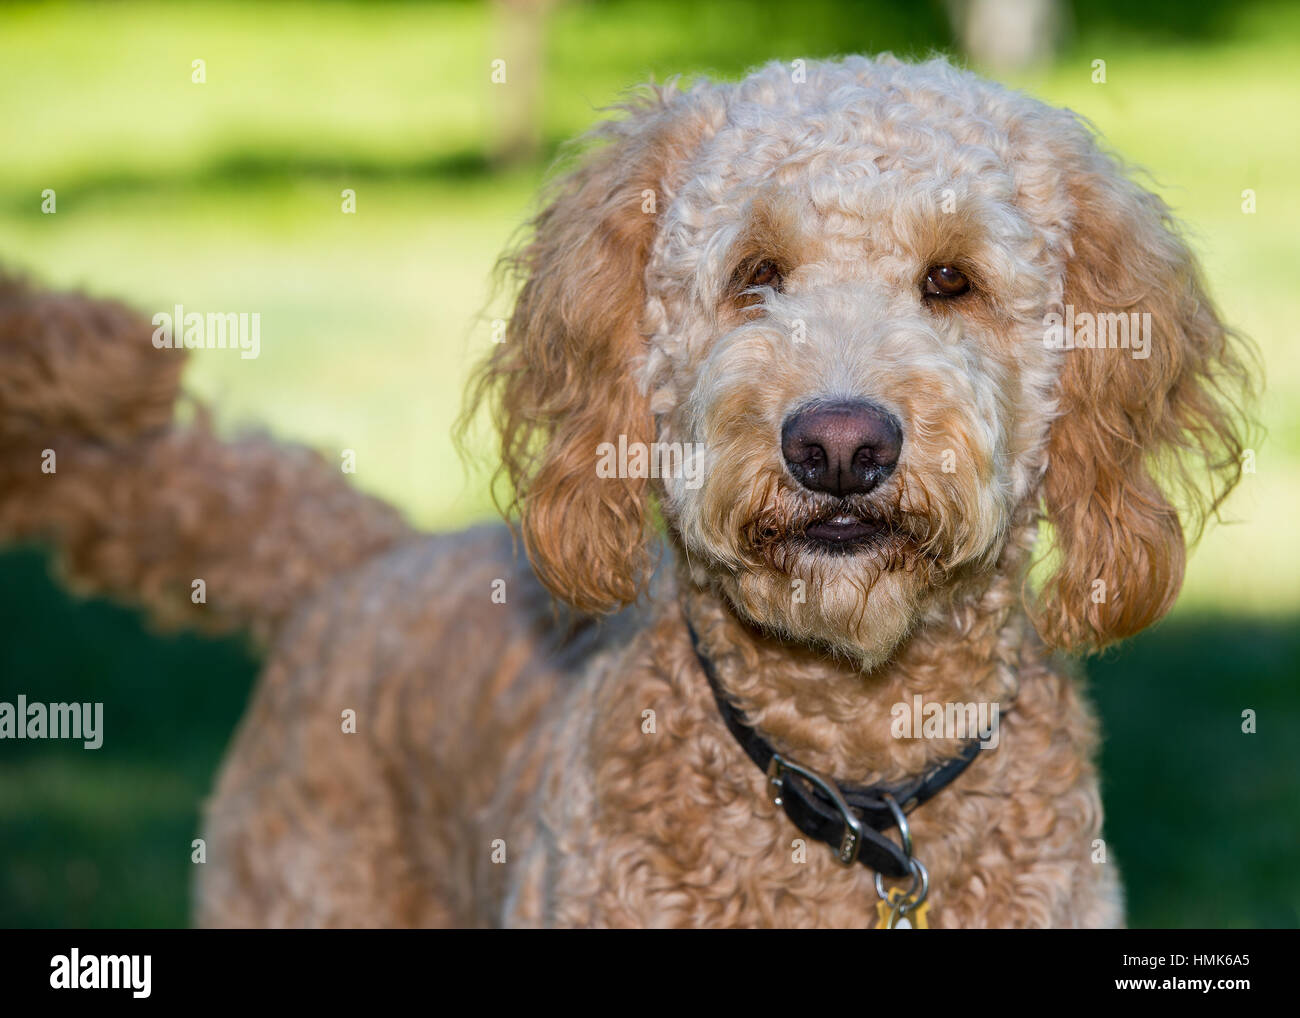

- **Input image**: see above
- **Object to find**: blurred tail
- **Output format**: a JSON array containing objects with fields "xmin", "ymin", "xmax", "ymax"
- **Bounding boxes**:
[{"xmin": 0, "ymin": 272, "xmax": 413, "ymax": 642}]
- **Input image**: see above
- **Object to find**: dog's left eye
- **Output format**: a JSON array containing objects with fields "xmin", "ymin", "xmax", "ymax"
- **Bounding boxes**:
[
  {"xmin": 748, "ymin": 260, "xmax": 782, "ymax": 288},
  {"xmin": 730, "ymin": 258, "xmax": 785, "ymax": 309},
  {"xmin": 923, "ymin": 265, "xmax": 970, "ymax": 298}
]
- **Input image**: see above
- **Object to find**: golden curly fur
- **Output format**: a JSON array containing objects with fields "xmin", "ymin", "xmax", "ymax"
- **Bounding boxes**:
[{"xmin": 1, "ymin": 55, "xmax": 1252, "ymax": 927}]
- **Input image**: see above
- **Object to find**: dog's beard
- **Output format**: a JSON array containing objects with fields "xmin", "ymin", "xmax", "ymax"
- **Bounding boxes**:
[
  {"xmin": 673, "ymin": 458, "xmax": 999, "ymax": 667},
  {"xmin": 699, "ymin": 476, "xmax": 960, "ymax": 667}
]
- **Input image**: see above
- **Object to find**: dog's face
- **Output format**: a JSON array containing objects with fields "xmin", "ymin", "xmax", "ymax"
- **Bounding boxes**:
[
  {"xmin": 475, "ymin": 56, "xmax": 1248, "ymax": 668},
  {"xmin": 644, "ymin": 65, "xmax": 1061, "ymax": 664}
]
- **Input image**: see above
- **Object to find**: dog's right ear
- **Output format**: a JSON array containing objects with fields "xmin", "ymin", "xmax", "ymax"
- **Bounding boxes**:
[{"xmin": 465, "ymin": 86, "xmax": 705, "ymax": 614}]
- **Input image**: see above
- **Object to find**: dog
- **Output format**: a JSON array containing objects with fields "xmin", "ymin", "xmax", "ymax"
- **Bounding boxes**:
[{"xmin": 0, "ymin": 54, "xmax": 1252, "ymax": 927}]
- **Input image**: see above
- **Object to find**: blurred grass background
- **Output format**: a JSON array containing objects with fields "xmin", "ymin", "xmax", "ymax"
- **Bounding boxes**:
[{"xmin": 0, "ymin": 0, "xmax": 1296, "ymax": 927}]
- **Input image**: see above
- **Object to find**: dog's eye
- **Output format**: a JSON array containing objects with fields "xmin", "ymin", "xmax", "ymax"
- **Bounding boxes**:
[
  {"xmin": 731, "ymin": 258, "xmax": 784, "ymax": 309},
  {"xmin": 748, "ymin": 259, "xmax": 782, "ymax": 289},
  {"xmin": 923, "ymin": 265, "xmax": 970, "ymax": 298}
]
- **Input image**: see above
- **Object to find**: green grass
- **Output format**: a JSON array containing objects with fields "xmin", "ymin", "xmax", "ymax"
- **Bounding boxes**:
[
  {"xmin": 0, "ymin": 0, "xmax": 1297, "ymax": 927},
  {"xmin": 0, "ymin": 548, "xmax": 258, "ymax": 928}
]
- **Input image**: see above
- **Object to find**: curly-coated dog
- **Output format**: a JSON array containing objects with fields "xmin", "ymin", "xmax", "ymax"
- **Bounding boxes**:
[{"xmin": 0, "ymin": 55, "xmax": 1251, "ymax": 927}]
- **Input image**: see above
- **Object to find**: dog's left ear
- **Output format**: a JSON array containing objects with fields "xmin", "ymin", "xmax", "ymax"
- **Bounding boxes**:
[
  {"xmin": 465, "ymin": 86, "xmax": 706, "ymax": 614},
  {"xmin": 1031, "ymin": 116, "xmax": 1255, "ymax": 652}
]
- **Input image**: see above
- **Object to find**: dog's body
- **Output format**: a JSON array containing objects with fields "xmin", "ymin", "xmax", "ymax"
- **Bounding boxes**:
[
  {"xmin": 197, "ymin": 525, "xmax": 1120, "ymax": 927},
  {"xmin": 0, "ymin": 55, "xmax": 1249, "ymax": 927}
]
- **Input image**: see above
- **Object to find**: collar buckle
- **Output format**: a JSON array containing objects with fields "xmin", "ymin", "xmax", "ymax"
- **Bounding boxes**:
[{"xmin": 766, "ymin": 752, "xmax": 864, "ymax": 866}]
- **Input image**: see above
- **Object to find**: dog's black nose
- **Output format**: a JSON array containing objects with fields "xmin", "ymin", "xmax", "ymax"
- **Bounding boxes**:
[{"xmin": 781, "ymin": 401, "xmax": 902, "ymax": 497}]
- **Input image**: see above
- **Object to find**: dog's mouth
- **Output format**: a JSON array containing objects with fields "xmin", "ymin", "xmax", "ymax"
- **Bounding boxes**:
[
  {"xmin": 743, "ymin": 491, "xmax": 926, "ymax": 567},
  {"xmin": 802, "ymin": 512, "xmax": 890, "ymax": 552}
]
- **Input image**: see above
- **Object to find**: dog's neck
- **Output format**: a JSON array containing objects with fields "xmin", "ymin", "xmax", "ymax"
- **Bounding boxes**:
[{"xmin": 676, "ymin": 543, "xmax": 1037, "ymax": 785}]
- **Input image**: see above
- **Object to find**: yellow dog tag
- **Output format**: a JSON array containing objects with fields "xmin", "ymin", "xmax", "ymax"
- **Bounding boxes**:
[{"xmin": 874, "ymin": 888, "xmax": 929, "ymax": 929}]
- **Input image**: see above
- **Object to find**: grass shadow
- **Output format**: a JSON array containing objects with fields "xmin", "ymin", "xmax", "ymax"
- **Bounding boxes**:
[{"xmin": 1088, "ymin": 613, "xmax": 1299, "ymax": 928}]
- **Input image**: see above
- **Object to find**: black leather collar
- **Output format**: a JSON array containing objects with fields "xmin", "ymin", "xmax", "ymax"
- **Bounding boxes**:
[{"xmin": 686, "ymin": 615, "xmax": 986, "ymax": 878}]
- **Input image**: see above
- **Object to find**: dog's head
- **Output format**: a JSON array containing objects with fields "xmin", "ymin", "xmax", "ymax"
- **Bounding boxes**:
[{"xmin": 471, "ymin": 55, "xmax": 1251, "ymax": 668}]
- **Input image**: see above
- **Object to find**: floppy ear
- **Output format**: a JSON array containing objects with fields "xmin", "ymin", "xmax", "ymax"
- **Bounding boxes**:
[
  {"xmin": 1032, "ymin": 119, "xmax": 1254, "ymax": 652},
  {"xmin": 465, "ymin": 87, "xmax": 703, "ymax": 614}
]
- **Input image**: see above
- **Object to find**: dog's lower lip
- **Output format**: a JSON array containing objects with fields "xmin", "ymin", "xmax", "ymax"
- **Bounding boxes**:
[{"xmin": 804, "ymin": 517, "xmax": 884, "ymax": 544}]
